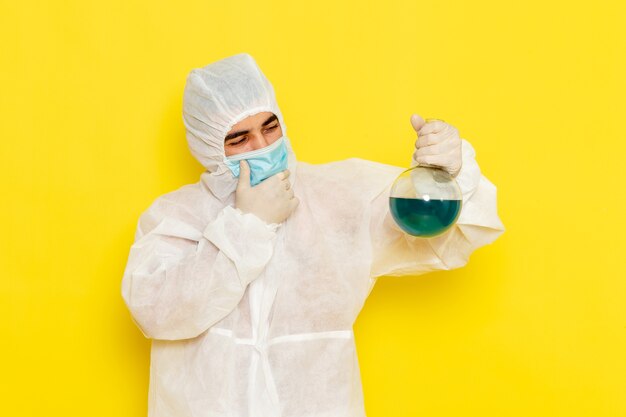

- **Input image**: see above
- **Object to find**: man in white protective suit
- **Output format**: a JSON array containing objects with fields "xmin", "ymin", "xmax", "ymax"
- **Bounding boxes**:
[{"xmin": 121, "ymin": 52, "xmax": 505, "ymax": 417}]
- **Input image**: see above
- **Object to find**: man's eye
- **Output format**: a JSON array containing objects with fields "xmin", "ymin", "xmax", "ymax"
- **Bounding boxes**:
[
  {"xmin": 229, "ymin": 137, "xmax": 246, "ymax": 146},
  {"xmin": 266, "ymin": 125, "xmax": 278, "ymax": 131}
]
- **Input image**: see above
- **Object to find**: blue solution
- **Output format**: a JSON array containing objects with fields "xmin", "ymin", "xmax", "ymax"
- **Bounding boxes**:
[{"xmin": 389, "ymin": 197, "xmax": 462, "ymax": 237}]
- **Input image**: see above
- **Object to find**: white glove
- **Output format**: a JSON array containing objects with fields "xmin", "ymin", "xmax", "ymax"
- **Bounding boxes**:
[
  {"xmin": 410, "ymin": 114, "xmax": 463, "ymax": 178},
  {"xmin": 235, "ymin": 160, "xmax": 299, "ymax": 225}
]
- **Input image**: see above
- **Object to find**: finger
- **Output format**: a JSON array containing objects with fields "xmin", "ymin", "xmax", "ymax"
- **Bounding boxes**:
[
  {"xmin": 414, "ymin": 154, "xmax": 450, "ymax": 168},
  {"xmin": 277, "ymin": 169, "xmax": 290, "ymax": 180},
  {"xmin": 290, "ymin": 197, "xmax": 300, "ymax": 210},
  {"xmin": 418, "ymin": 120, "xmax": 448, "ymax": 136},
  {"xmin": 415, "ymin": 126, "xmax": 460, "ymax": 148},
  {"xmin": 266, "ymin": 169, "xmax": 289, "ymax": 184},
  {"xmin": 237, "ymin": 160, "xmax": 251, "ymax": 189},
  {"xmin": 410, "ymin": 114, "xmax": 426, "ymax": 133},
  {"xmin": 415, "ymin": 144, "xmax": 442, "ymax": 158},
  {"xmin": 414, "ymin": 132, "xmax": 446, "ymax": 148},
  {"xmin": 286, "ymin": 188, "xmax": 294, "ymax": 198},
  {"xmin": 415, "ymin": 139, "xmax": 456, "ymax": 157},
  {"xmin": 263, "ymin": 174, "xmax": 281, "ymax": 188}
]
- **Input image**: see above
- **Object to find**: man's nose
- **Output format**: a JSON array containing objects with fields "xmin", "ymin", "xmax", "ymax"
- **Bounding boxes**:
[{"xmin": 253, "ymin": 134, "xmax": 270, "ymax": 150}]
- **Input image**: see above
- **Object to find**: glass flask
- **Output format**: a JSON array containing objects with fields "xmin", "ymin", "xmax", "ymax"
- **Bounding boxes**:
[{"xmin": 389, "ymin": 119, "xmax": 463, "ymax": 237}]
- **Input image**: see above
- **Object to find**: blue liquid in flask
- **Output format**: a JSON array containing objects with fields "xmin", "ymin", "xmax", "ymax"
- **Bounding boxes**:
[{"xmin": 389, "ymin": 197, "xmax": 461, "ymax": 237}]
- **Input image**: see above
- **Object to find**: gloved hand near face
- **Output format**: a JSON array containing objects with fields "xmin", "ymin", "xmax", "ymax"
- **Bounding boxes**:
[
  {"xmin": 235, "ymin": 160, "xmax": 299, "ymax": 225},
  {"xmin": 410, "ymin": 114, "xmax": 463, "ymax": 178}
]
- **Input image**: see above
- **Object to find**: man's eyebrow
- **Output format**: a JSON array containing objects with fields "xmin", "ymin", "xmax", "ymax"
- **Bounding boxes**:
[
  {"xmin": 262, "ymin": 114, "xmax": 278, "ymax": 126},
  {"xmin": 224, "ymin": 114, "xmax": 278, "ymax": 142}
]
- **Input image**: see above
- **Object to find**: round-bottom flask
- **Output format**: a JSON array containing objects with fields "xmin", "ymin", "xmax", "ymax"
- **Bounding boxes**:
[{"xmin": 389, "ymin": 165, "xmax": 462, "ymax": 237}]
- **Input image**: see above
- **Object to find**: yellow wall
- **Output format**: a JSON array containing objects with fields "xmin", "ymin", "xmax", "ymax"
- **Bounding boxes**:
[{"xmin": 1, "ymin": 1, "xmax": 624, "ymax": 415}]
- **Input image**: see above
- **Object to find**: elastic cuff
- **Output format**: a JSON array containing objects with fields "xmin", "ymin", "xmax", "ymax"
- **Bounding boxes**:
[
  {"xmin": 230, "ymin": 207, "xmax": 280, "ymax": 233},
  {"xmin": 455, "ymin": 139, "xmax": 482, "ymax": 202}
]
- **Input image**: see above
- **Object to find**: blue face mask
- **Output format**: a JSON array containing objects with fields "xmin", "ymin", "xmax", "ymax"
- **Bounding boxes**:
[{"xmin": 224, "ymin": 136, "xmax": 289, "ymax": 186}]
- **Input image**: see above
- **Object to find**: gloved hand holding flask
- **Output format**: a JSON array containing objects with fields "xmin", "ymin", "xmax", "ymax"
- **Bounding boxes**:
[
  {"xmin": 411, "ymin": 114, "xmax": 463, "ymax": 178},
  {"xmin": 388, "ymin": 115, "xmax": 465, "ymax": 237}
]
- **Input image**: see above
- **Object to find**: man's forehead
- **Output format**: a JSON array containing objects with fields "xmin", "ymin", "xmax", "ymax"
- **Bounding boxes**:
[{"xmin": 227, "ymin": 112, "xmax": 277, "ymax": 133}]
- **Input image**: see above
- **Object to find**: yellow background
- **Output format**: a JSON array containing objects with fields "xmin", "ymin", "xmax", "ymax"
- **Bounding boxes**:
[{"xmin": 1, "ymin": 0, "xmax": 625, "ymax": 415}]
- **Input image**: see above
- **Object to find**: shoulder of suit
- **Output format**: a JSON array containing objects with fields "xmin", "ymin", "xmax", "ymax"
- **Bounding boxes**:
[{"xmin": 139, "ymin": 181, "xmax": 206, "ymax": 222}]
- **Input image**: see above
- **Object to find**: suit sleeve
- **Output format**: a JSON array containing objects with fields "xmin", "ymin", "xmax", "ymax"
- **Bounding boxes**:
[
  {"xmin": 369, "ymin": 139, "xmax": 505, "ymax": 278},
  {"xmin": 121, "ymin": 200, "xmax": 278, "ymax": 340}
]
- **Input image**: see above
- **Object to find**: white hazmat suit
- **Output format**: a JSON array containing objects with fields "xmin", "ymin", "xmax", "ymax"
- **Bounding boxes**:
[{"xmin": 121, "ymin": 53, "xmax": 505, "ymax": 417}]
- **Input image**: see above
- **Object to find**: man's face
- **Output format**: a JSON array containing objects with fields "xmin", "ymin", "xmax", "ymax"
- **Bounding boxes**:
[{"xmin": 224, "ymin": 111, "xmax": 283, "ymax": 157}]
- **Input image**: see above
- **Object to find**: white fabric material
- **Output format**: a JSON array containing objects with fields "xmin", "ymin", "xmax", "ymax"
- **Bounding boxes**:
[
  {"xmin": 121, "ymin": 52, "xmax": 505, "ymax": 417},
  {"xmin": 181, "ymin": 53, "xmax": 291, "ymax": 201},
  {"xmin": 203, "ymin": 205, "xmax": 279, "ymax": 286}
]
